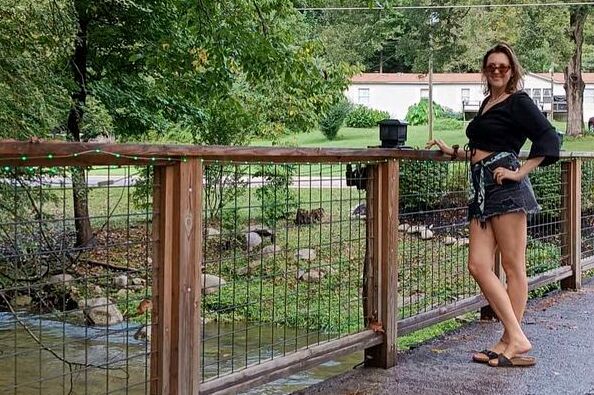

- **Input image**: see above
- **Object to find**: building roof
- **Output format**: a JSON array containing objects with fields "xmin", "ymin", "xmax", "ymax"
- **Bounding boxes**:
[{"xmin": 352, "ymin": 72, "xmax": 594, "ymax": 84}]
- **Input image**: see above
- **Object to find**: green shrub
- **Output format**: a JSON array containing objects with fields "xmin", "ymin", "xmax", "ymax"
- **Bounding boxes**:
[
  {"xmin": 405, "ymin": 99, "xmax": 463, "ymax": 126},
  {"xmin": 399, "ymin": 160, "xmax": 450, "ymax": 211},
  {"xmin": 319, "ymin": 100, "xmax": 351, "ymax": 140},
  {"xmin": 344, "ymin": 104, "xmax": 390, "ymax": 128},
  {"xmin": 530, "ymin": 164, "xmax": 562, "ymax": 215},
  {"xmin": 253, "ymin": 164, "xmax": 298, "ymax": 226},
  {"xmin": 405, "ymin": 99, "xmax": 443, "ymax": 126}
]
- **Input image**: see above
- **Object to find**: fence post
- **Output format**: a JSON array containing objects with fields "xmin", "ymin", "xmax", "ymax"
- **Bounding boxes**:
[
  {"xmin": 560, "ymin": 159, "xmax": 582, "ymax": 290},
  {"xmin": 151, "ymin": 159, "xmax": 203, "ymax": 394},
  {"xmin": 364, "ymin": 160, "xmax": 399, "ymax": 368}
]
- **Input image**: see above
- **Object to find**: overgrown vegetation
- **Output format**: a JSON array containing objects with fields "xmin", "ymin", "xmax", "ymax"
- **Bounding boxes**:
[{"xmin": 344, "ymin": 105, "xmax": 390, "ymax": 128}]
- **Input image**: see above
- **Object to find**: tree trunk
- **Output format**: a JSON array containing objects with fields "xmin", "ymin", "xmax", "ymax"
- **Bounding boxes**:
[
  {"xmin": 564, "ymin": 6, "xmax": 588, "ymax": 137},
  {"xmin": 69, "ymin": 11, "xmax": 93, "ymax": 247}
]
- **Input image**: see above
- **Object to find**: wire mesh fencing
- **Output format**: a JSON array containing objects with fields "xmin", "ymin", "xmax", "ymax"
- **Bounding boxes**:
[
  {"xmin": 200, "ymin": 161, "xmax": 371, "ymax": 382},
  {"xmin": 582, "ymin": 159, "xmax": 594, "ymax": 265},
  {"xmin": 0, "ymin": 145, "xmax": 588, "ymax": 394},
  {"xmin": 397, "ymin": 159, "xmax": 475, "ymax": 320},
  {"xmin": 0, "ymin": 164, "xmax": 154, "ymax": 394}
]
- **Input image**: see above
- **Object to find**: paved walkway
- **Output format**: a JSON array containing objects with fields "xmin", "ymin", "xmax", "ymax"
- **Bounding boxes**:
[{"xmin": 297, "ymin": 278, "xmax": 594, "ymax": 395}]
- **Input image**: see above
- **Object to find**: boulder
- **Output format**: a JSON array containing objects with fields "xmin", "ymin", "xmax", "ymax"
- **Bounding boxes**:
[
  {"xmin": 246, "ymin": 224, "xmax": 274, "ymax": 239},
  {"xmin": 261, "ymin": 244, "xmax": 282, "ymax": 257},
  {"xmin": 295, "ymin": 249, "xmax": 316, "ymax": 261},
  {"xmin": 245, "ymin": 232, "xmax": 262, "ymax": 251},
  {"xmin": 114, "ymin": 275, "xmax": 128, "ymax": 288},
  {"xmin": 134, "ymin": 325, "xmax": 151, "ymax": 341},
  {"xmin": 420, "ymin": 229, "xmax": 434, "ymax": 240},
  {"xmin": 131, "ymin": 278, "xmax": 145, "ymax": 286},
  {"xmin": 299, "ymin": 269, "xmax": 324, "ymax": 283},
  {"xmin": 456, "ymin": 237, "xmax": 470, "ymax": 247},
  {"xmin": 398, "ymin": 223, "xmax": 411, "ymax": 232},
  {"xmin": 351, "ymin": 203, "xmax": 366, "ymax": 217},
  {"xmin": 12, "ymin": 295, "xmax": 32, "ymax": 308},
  {"xmin": 48, "ymin": 274, "xmax": 74, "ymax": 286},
  {"xmin": 205, "ymin": 227, "xmax": 221, "ymax": 237},
  {"xmin": 202, "ymin": 274, "xmax": 226, "ymax": 295},
  {"xmin": 444, "ymin": 236, "xmax": 457, "ymax": 245},
  {"xmin": 83, "ymin": 297, "xmax": 124, "ymax": 326}
]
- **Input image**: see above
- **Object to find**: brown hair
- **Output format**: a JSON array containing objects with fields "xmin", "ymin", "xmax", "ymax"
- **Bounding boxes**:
[{"xmin": 481, "ymin": 43, "xmax": 524, "ymax": 95}]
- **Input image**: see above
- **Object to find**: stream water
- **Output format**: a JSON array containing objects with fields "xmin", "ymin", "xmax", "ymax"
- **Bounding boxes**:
[{"xmin": 0, "ymin": 313, "xmax": 361, "ymax": 394}]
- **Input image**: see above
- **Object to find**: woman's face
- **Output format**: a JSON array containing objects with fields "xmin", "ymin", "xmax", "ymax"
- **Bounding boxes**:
[{"xmin": 484, "ymin": 52, "xmax": 512, "ymax": 92}]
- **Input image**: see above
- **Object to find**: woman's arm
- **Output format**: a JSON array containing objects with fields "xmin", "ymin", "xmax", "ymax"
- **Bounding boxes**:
[{"xmin": 425, "ymin": 139, "xmax": 466, "ymax": 159}]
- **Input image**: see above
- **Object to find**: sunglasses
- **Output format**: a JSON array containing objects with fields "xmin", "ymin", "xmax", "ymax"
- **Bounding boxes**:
[{"xmin": 486, "ymin": 64, "xmax": 511, "ymax": 74}]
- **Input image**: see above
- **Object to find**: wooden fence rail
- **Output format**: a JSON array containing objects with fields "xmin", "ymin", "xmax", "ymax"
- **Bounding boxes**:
[{"xmin": 0, "ymin": 141, "xmax": 591, "ymax": 394}]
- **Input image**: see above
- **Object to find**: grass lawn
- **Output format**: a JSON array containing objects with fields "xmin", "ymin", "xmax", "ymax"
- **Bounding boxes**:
[{"xmin": 252, "ymin": 122, "xmax": 594, "ymax": 153}]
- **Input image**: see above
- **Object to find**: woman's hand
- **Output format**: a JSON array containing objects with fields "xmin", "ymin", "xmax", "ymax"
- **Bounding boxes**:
[
  {"xmin": 493, "ymin": 167, "xmax": 523, "ymax": 185},
  {"xmin": 425, "ymin": 139, "xmax": 453, "ymax": 156}
]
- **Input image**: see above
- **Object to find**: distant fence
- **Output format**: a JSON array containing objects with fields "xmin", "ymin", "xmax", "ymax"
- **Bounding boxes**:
[{"xmin": 0, "ymin": 141, "xmax": 592, "ymax": 394}]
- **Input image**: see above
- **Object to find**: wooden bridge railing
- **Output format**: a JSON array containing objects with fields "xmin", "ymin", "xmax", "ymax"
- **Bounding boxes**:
[{"xmin": 0, "ymin": 141, "xmax": 592, "ymax": 394}]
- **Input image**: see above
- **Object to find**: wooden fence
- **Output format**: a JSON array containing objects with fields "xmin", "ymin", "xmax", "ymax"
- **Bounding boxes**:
[{"xmin": 0, "ymin": 141, "xmax": 592, "ymax": 394}]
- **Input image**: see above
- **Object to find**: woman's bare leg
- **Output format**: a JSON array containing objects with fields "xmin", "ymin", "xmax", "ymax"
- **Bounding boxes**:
[
  {"xmin": 490, "ymin": 212, "xmax": 530, "ymax": 358},
  {"xmin": 468, "ymin": 218, "xmax": 531, "ymax": 358}
]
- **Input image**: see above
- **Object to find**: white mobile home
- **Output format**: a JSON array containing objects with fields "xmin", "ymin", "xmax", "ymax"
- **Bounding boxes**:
[{"xmin": 346, "ymin": 72, "xmax": 594, "ymax": 123}]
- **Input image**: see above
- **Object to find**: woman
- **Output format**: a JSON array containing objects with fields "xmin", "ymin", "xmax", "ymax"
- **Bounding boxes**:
[{"xmin": 426, "ymin": 43, "xmax": 560, "ymax": 368}]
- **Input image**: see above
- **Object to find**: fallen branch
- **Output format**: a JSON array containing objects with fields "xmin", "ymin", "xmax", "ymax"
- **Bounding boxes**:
[{"xmin": 84, "ymin": 259, "xmax": 141, "ymax": 273}]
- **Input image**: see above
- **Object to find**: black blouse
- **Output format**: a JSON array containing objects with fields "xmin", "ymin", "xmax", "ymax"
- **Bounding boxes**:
[{"xmin": 466, "ymin": 91, "xmax": 560, "ymax": 166}]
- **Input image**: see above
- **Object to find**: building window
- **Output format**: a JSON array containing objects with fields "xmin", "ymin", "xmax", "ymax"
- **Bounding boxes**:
[
  {"xmin": 358, "ymin": 88, "xmax": 370, "ymax": 105},
  {"xmin": 585, "ymin": 89, "xmax": 594, "ymax": 104},
  {"xmin": 461, "ymin": 88, "xmax": 470, "ymax": 103},
  {"xmin": 543, "ymin": 88, "xmax": 552, "ymax": 103},
  {"xmin": 532, "ymin": 88, "xmax": 542, "ymax": 104},
  {"xmin": 420, "ymin": 88, "xmax": 429, "ymax": 99}
]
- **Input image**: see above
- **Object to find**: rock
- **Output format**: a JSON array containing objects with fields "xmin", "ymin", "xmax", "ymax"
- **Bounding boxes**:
[
  {"xmin": 444, "ymin": 236, "xmax": 457, "ymax": 245},
  {"xmin": 456, "ymin": 237, "xmax": 470, "ymax": 247},
  {"xmin": 322, "ymin": 266, "xmax": 339, "ymax": 276},
  {"xmin": 134, "ymin": 325, "xmax": 151, "ymax": 341},
  {"xmin": 114, "ymin": 275, "xmax": 128, "ymax": 288},
  {"xmin": 300, "ymin": 269, "xmax": 324, "ymax": 283},
  {"xmin": 236, "ymin": 261, "xmax": 262, "ymax": 276},
  {"xmin": 205, "ymin": 227, "xmax": 221, "ymax": 237},
  {"xmin": 131, "ymin": 278, "xmax": 145, "ymax": 286},
  {"xmin": 261, "ymin": 244, "xmax": 282, "ymax": 257},
  {"xmin": 246, "ymin": 224, "xmax": 274, "ymax": 239},
  {"xmin": 351, "ymin": 203, "xmax": 366, "ymax": 217},
  {"xmin": 12, "ymin": 295, "xmax": 32, "ymax": 308},
  {"xmin": 115, "ymin": 289, "xmax": 129, "ymax": 298},
  {"xmin": 245, "ymin": 232, "xmax": 262, "ymax": 251},
  {"xmin": 407, "ymin": 225, "xmax": 426, "ymax": 234},
  {"xmin": 202, "ymin": 274, "xmax": 226, "ymax": 295},
  {"xmin": 48, "ymin": 274, "xmax": 74, "ymax": 285},
  {"xmin": 93, "ymin": 285, "xmax": 103, "ymax": 295},
  {"xmin": 295, "ymin": 249, "xmax": 316, "ymax": 261},
  {"xmin": 66, "ymin": 310, "xmax": 87, "ymax": 326},
  {"xmin": 83, "ymin": 297, "xmax": 124, "ymax": 326},
  {"xmin": 398, "ymin": 223, "xmax": 411, "ymax": 232},
  {"xmin": 420, "ymin": 229, "xmax": 434, "ymax": 240},
  {"xmin": 128, "ymin": 284, "xmax": 145, "ymax": 291}
]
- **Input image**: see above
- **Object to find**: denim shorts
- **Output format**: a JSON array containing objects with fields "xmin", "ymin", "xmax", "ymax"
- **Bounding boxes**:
[{"xmin": 468, "ymin": 152, "xmax": 540, "ymax": 227}]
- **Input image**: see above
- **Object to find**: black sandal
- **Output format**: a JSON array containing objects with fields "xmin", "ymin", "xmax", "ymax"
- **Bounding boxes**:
[
  {"xmin": 472, "ymin": 349, "xmax": 499, "ymax": 363},
  {"xmin": 488, "ymin": 354, "xmax": 536, "ymax": 367}
]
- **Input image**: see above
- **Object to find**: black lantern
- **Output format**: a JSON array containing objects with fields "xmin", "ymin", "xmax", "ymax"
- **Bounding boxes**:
[{"xmin": 379, "ymin": 119, "xmax": 408, "ymax": 148}]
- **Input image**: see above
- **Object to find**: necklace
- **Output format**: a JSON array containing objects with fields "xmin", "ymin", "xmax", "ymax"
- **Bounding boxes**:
[{"xmin": 482, "ymin": 91, "xmax": 509, "ymax": 114}]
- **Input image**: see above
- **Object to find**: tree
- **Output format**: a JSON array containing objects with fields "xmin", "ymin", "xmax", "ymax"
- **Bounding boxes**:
[
  {"xmin": 1, "ymin": 0, "xmax": 355, "ymax": 244},
  {"xmin": 564, "ymin": 5, "xmax": 591, "ymax": 136}
]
